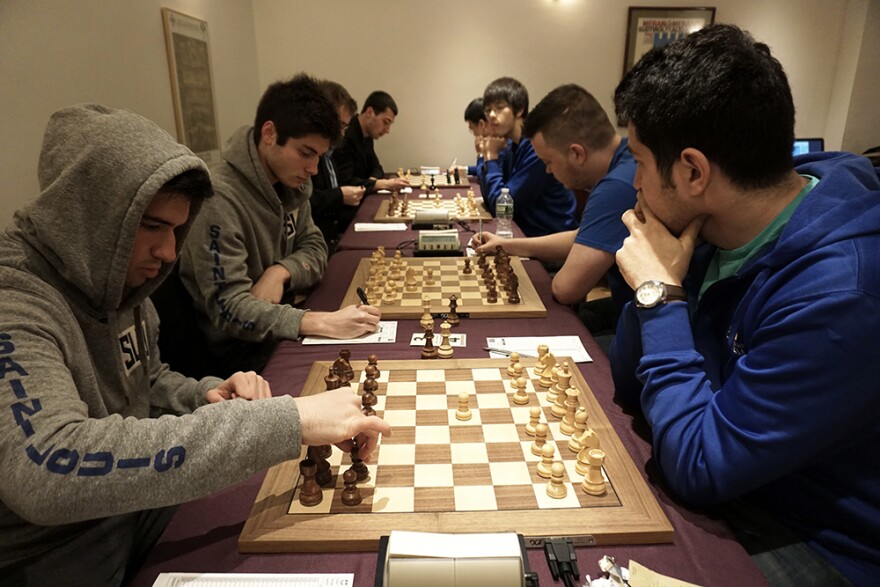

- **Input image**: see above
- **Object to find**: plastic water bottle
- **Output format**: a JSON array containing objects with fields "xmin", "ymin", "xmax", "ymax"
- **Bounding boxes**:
[{"xmin": 495, "ymin": 188, "xmax": 514, "ymax": 239}]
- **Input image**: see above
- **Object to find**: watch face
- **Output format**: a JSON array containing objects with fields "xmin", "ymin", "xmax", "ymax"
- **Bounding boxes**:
[{"xmin": 636, "ymin": 281, "xmax": 664, "ymax": 307}]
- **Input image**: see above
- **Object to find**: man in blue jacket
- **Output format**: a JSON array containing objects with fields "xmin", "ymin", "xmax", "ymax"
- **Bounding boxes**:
[
  {"xmin": 476, "ymin": 77, "xmax": 577, "ymax": 237},
  {"xmin": 611, "ymin": 25, "xmax": 880, "ymax": 586}
]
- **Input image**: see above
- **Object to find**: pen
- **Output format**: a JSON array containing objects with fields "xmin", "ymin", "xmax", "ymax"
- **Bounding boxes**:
[
  {"xmin": 483, "ymin": 347, "xmax": 534, "ymax": 358},
  {"xmin": 356, "ymin": 287, "xmax": 369, "ymax": 305}
]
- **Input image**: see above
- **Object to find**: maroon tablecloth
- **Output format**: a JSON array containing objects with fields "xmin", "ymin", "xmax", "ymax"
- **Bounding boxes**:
[{"xmin": 130, "ymin": 250, "xmax": 767, "ymax": 587}]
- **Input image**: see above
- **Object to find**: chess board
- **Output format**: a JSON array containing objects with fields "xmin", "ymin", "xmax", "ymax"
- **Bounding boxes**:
[
  {"xmin": 339, "ymin": 255, "xmax": 546, "ymax": 318},
  {"xmin": 404, "ymin": 173, "xmax": 470, "ymax": 188},
  {"xmin": 374, "ymin": 194, "xmax": 492, "ymax": 223},
  {"xmin": 239, "ymin": 358, "xmax": 673, "ymax": 553}
]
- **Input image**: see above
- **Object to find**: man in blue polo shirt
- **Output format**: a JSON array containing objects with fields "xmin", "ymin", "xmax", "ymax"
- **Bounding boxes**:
[{"xmin": 473, "ymin": 84, "xmax": 636, "ymax": 321}]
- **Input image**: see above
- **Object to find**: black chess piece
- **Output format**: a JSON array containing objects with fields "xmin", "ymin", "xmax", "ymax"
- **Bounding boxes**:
[
  {"xmin": 447, "ymin": 294, "xmax": 460, "ymax": 326},
  {"xmin": 341, "ymin": 468, "xmax": 363, "ymax": 506},
  {"xmin": 298, "ymin": 459, "xmax": 323, "ymax": 507},
  {"xmin": 349, "ymin": 441, "xmax": 369, "ymax": 481},
  {"xmin": 308, "ymin": 446, "xmax": 334, "ymax": 487},
  {"xmin": 421, "ymin": 326, "xmax": 438, "ymax": 359},
  {"xmin": 324, "ymin": 367, "xmax": 340, "ymax": 390}
]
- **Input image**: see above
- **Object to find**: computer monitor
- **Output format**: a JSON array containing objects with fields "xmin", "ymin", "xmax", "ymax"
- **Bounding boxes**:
[{"xmin": 793, "ymin": 138, "xmax": 824, "ymax": 156}]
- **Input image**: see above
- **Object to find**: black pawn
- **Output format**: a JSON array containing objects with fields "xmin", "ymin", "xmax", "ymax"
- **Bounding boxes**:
[
  {"xmin": 298, "ymin": 459, "xmax": 323, "ymax": 507},
  {"xmin": 341, "ymin": 468, "xmax": 363, "ymax": 506},
  {"xmin": 463, "ymin": 258, "xmax": 472, "ymax": 274},
  {"xmin": 421, "ymin": 326, "xmax": 438, "ymax": 359},
  {"xmin": 308, "ymin": 446, "xmax": 334, "ymax": 487},
  {"xmin": 368, "ymin": 353, "xmax": 380, "ymax": 378},
  {"xmin": 324, "ymin": 367, "xmax": 340, "ymax": 390},
  {"xmin": 349, "ymin": 442, "xmax": 369, "ymax": 481},
  {"xmin": 362, "ymin": 390, "xmax": 377, "ymax": 417}
]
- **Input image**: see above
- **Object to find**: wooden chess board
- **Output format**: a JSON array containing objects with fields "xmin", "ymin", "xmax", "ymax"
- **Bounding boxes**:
[
  {"xmin": 239, "ymin": 358, "xmax": 674, "ymax": 553},
  {"xmin": 339, "ymin": 255, "xmax": 546, "ymax": 318},
  {"xmin": 404, "ymin": 173, "xmax": 470, "ymax": 188},
  {"xmin": 374, "ymin": 194, "xmax": 492, "ymax": 223}
]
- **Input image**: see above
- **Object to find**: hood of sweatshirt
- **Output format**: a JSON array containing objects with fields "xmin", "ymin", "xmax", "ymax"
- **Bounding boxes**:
[
  {"xmin": 751, "ymin": 152, "xmax": 880, "ymax": 274},
  {"xmin": 9, "ymin": 104, "xmax": 209, "ymax": 315},
  {"xmin": 218, "ymin": 125, "xmax": 313, "ymax": 211}
]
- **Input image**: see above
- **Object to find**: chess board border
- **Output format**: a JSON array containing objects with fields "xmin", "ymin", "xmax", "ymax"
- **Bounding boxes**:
[
  {"xmin": 339, "ymin": 256, "xmax": 547, "ymax": 319},
  {"xmin": 373, "ymin": 197, "xmax": 492, "ymax": 223},
  {"xmin": 239, "ymin": 358, "xmax": 673, "ymax": 553}
]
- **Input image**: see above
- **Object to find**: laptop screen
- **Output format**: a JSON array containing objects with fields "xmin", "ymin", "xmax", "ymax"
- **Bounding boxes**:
[{"xmin": 793, "ymin": 138, "xmax": 824, "ymax": 156}]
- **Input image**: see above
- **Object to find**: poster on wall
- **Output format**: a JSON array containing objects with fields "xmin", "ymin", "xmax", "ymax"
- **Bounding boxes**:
[
  {"xmin": 623, "ymin": 7, "xmax": 716, "ymax": 77},
  {"xmin": 161, "ymin": 8, "xmax": 221, "ymax": 166}
]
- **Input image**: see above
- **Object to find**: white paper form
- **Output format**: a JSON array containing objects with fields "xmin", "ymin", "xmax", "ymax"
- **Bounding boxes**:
[
  {"xmin": 302, "ymin": 321, "xmax": 397, "ymax": 345},
  {"xmin": 485, "ymin": 335, "xmax": 592, "ymax": 363},
  {"xmin": 152, "ymin": 573, "xmax": 354, "ymax": 587}
]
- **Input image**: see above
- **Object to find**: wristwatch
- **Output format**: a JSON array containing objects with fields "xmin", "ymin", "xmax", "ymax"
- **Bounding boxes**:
[{"xmin": 634, "ymin": 280, "xmax": 687, "ymax": 309}]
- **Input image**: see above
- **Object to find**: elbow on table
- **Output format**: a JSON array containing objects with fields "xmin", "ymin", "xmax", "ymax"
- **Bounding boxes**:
[{"xmin": 551, "ymin": 278, "xmax": 585, "ymax": 306}]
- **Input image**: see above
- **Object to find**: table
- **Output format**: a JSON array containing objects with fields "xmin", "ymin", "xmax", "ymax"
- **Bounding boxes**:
[
  {"xmin": 337, "ymin": 183, "xmax": 527, "ymax": 252},
  {"xmin": 130, "ymin": 247, "xmax": 767, "ymax": 586}
]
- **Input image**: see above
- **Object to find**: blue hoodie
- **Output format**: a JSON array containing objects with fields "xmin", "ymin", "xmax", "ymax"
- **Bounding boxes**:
[{"xmin": 610, "ymin": 152, "xmax": 880, "ymax": 585}]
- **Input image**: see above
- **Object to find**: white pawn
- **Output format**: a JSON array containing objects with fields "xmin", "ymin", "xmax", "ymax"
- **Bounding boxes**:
[
  {"xmin": 546, "ymin": 462, "xmax": 568, "ymax": 499},
  {"xmin": 530, "ymin": 423, "xmax": 548, "ymax": 456},
  {"xmin": 512, "ymin": 376, "xmax": 529, "ymax": 405},
  {"xmin": 568, "ymin": 410, "xmax": 588, "ymax": 453},
  {"xmin": 455, "ymin": 391, "xmax": 472, "ymax": 421},
  {"xmin": 581, "ymin": 449, "xmax": 607, "ymax": 496},
  {"xmin": 509, "ymin": 363, "xmax": 523, "ymax": 390},
  {"xmin": 507, "ymin": 352, "xmax": 521, "ymax": 377},
  {"xmin": 525, "ymin": 406, "xmax": 541, "ymax": 437},
  {"xmin": 537, "ymin": 443, "xmax": 555, "ymax": 479}
]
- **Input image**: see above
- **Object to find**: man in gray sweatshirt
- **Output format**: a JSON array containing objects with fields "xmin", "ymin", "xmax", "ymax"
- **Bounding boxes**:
[
  {"xmin": 176, "ymin": 74, "xmax": 381, "ymax": 378},
  {"xmin": 0, "ymin": 104, "xmax": 390, "ymax": 585}
]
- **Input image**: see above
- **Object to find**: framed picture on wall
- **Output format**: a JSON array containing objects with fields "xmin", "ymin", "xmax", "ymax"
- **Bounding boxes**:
[
  {"xmin": 161, "ymin": 8, "xmax": 221, "ymax": 166},
  {"xmin": 623, "ymin": 7, "xmax": 716, "ymax": 77}
]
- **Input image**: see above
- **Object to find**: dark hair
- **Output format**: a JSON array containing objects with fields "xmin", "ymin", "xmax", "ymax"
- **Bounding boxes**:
[
  {"xmin": 158, "ymin": 168, "xmax": 213, "ymax": 202},
  {"xmin": 319, "ymin": 80, "xmax": 357, "ymax": 115},
  {"xmin": 524, "ymin": 84, "xmax": 615, "ymax": 151},
  {"xmin": 254, "ymin": 73, "xmax": 340, "ymax": 144},
  {"xmin": 483, "ymin": 77, "xmax": 529, "ymax": 118},
  {"xmin": 362, "ymin": 91, "xmax": 398, "ymax": 116},
  {"xmin": 464, "ymin": 98, "xmax": 486, "ymax": 124},
  {"xmin": 614, "ymin": 24, "xmax": 794, "ymax": 190}
]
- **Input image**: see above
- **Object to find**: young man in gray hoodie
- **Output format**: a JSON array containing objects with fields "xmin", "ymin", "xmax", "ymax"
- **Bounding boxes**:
[
  {"xmin": 176, "ymin": 74, "xmax": 381, "ymax": 378},
  {"xmin": 0, "ymin": 104, "xmax": 390, "ymax": 585}
]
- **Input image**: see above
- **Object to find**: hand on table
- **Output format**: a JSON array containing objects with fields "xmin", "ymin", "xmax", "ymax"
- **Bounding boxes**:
[
  {"xmin": 299, "ymin": 304, "xmax": 382, "ymax": 339},
  {"xmin": 205, "ymin": 371, "xmax": 273, "ymax": 403},
  {"xmin": 342, "ymin": 185, "xmax": 365, "ymax": 207},
  {"xmin": 295, "ymin": 387, "xmax": 392, "ymax": 462},
  {"xmin": 616, "ymin": 195, "xmax": 705, "ymax": 289},
  {"xmin": 374, "ymin": 177, "xmax": 410, "ymax": 192}
]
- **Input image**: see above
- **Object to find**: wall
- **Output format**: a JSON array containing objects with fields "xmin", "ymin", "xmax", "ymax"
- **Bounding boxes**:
[
  {"xmin": 0, "ymin": 0, "xmax": 260, "ymax": 228},
  {"xmin": 1, "ymin": 0, "xmax": 874, "ymax": 229},
  {"xmin": 841, "ymin": 0, "xmax": 880, "ymax": 154},
  {"xmin": 252, "ymin": 0, "xmax": 861, "ymax": 178}
]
